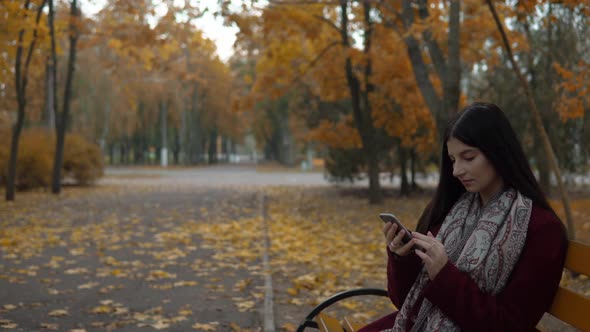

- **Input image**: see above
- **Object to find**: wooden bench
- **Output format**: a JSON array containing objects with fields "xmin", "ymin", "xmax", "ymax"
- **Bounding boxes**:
[{"xmin": 296, "ymin": 240, "xmax": 590, "ymax": 332}]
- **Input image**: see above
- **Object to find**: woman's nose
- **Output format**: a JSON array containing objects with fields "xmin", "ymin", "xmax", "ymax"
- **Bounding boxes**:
[{"xmin": 453, "ymin": 162, "xmax": 465, "ymax": 177}]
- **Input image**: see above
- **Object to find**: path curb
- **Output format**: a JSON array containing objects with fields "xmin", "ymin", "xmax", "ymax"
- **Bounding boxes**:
[{"xmin": 261, "ymin": 192, "xmax": 276, "ymax": 332}]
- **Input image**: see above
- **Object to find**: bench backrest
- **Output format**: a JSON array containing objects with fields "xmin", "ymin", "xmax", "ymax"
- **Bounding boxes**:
[{"xmin": 547, "ymin": 240, "xmax": 590, "ymax": 331}]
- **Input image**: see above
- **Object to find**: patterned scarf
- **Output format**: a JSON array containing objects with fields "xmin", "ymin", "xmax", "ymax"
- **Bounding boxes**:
[{"xmin": 385, "ymin": 188, "xmax": 532, "ymax": 332}]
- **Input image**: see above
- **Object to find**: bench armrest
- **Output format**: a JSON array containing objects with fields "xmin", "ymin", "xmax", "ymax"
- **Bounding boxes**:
[{"xmin": 296, "ymin": 288, "xmax": 388, "ymax": 332}]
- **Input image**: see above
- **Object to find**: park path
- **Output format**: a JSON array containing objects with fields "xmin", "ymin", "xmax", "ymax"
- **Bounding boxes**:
[{"xmin": 0, "ymin": 171, "xmax": 275, "ymax": 331}]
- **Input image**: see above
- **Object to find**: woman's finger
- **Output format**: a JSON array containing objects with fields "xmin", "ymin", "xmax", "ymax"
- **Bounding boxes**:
[
  {"xmin": 392, "ymin": 229, "xmax": 406, "ymax": 246},
  {"xmin": 385, "ymin": 223, "xmax": 398, "ymax": 242},
  {"xmin": 413, "ymin": 237, "xmax": 431, "ymax": 251},
  {"xmin": 411, "ymin": 232, "xmax": 430, "ymax": 241},
  {"xmin": 395, "ymin": 238, "xmax": 416, "ymax": 255},
  {"xmin": 415, "ymin": 248, "xmax": 431, "ymax": 263},
  {"xmin": 382, "ymin": 221, "xmax": 392, "ymax": 235}
]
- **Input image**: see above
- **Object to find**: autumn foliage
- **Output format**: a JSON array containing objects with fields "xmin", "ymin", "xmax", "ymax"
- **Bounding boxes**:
[{"xmin": 0, "ymin": 129, "xmax": 103, "ymax": 189}]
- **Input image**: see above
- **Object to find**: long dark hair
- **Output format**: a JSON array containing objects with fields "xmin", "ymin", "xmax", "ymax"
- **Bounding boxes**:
[{"xmin": 416, "ymin": 102, "xmax": 556, "ymax": 234}]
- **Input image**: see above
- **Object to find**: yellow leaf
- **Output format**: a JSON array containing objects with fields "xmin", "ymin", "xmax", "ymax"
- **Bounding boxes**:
[
  {"xmin": 78, "ymin": 282, "xmax": 99, "ymax": 289},
  {"xmin": 151, "ymin": 321, "xmax": 170, "ymax": 330},
  {"xmin": 90, "ymin": 305, "xmax": 112, "ymax": 314},
  {"xmin": 192, "ymin": 322, "xmax": 219, "ymax": 331},
  {"xmin": 48, "ymin": 309, "xmax": 69, "ymax": 317},
  {"xmin": 40, "ymin": 323, "xmax": 59, "ymax": 330},
  {"xmin": 235, "ymin": 300, "xmax": 255, "ymax": 312}
]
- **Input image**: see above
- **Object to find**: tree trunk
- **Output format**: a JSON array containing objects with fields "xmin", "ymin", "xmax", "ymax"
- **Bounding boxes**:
[
  {"xmin": 160, "ymin": 100, "xmax": 168, "ymax": 167},
  {"xmin": 397, "ymin": 0, "xmax": 461, "ymax": 140},
  {"xmin": 410, "ymin": 148, "xmax": 419, "ymax": 190},
  {"xmin": 119, "ymin": 143, "xmax": 126, "ymax": 165},
  {"xmin": 44, "ymin": 57, "xmax": 56, "ymax": 129},
  {"xmin": 340, "ymin": 0, "xmax": 381, "ymax": 203},
  {"xmin": 399, "ymin": 147, "xmax": 410, "ymax": 196},
  {"xmin": 399, "ymin": 0, "xmax": 443, "ymax": 125},
  {"xmin": 189, "ymin": 85, "xmax": 203, "ymax": 164},
  {"xmin": 52, "ymin": 0, "xmax": 79, "ymax": 194},
  {"xmin": 486, "ymin": 0, "xmax": 576, "ymax": 240},
  {"xmin": 444, "ymin": 0, "xmax": 461, "ymax": 117},
  {"xmin": 6, "ymin": 0, "xmax": 45, "ymax": 201},
  {"xmin": 221, "ymin": 136, "xmax": 229, "ymax": 163},
  {"xmin": 208, "ymin": 129, "xmax": 218, "ymax": 164},
  {"xmin": 48, "ymin": 0, "xmax": 58, "ymax": 129},
  {"xmin": 99, "ymin": 101, "xmax": 111, "ymax": 154},
  {"xmin": 109, "ymin": 144, "xmax": 115, "ymax": 164}
]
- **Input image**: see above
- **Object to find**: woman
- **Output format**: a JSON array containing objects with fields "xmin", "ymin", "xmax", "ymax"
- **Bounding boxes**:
[{"xmin": 360, "ymin": 102, "xmax": 567, "ymax": 332}]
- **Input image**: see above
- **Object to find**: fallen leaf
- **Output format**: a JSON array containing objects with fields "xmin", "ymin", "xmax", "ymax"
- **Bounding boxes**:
[
  {"xmin": 78, "ymin": 282, "xmax": 99, "ymax": 289},
  {"xmin": 40, "ymin": 323, "xmax": 59, "ymax": 330},
  {"xmin": 48, "ymin": 309, "xmax": 69, "ymax": 317},
  {"xmin": 192, "ymin": 322, "xmax": 219, "ymax": 331},
  {"xmin": 151, "ymin": 321, "xmax": 170, "ymax": 329},
  {"xmin": 235, "ymin": 300, "xmax": 255, "ymax": 312},
  {"xmin": 281, "ymin": 322, "xmax": 297, "ymax": 332},
  {"xmin": 90, "ymin": 305, "xmax": 112, "ymax": 314},
  {"xmin": 2, "ymin": 304, "xmax": 17, "ymax": 311}
]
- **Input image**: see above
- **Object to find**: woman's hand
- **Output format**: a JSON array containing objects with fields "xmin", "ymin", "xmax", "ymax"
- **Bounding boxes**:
[
  {"xmin": 413, "ymin": 231, "xmax": 449, "ymax": 280},
  {"xmin": 383, "ymin": 222, "xmax": 417, "ymax": 257}
]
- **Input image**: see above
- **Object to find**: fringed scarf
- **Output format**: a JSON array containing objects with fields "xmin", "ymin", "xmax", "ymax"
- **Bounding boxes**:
[{"xmin": 385, "ymin": 188, "xmax": 532, "ymax": 332}]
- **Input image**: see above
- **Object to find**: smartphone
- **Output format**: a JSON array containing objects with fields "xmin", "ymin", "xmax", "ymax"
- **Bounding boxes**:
[{"xmin": 379, "ymin": 213, "xmax": 413, "ymax": 245}]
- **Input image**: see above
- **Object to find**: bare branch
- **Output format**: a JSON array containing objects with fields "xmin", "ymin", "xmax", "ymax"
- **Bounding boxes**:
[
  {"xmin": 290, "ymin": 40, "xmax": 340, "ymax": 85},
  {"xmin": 486, "ymin": 0, "xmax": 575, "ymax": 240},
  {"xmin": 22, "ymin": 0, "xmax": 48, "ymax": 94},
  {"xmin": 312, "ymin": 14, "xmax": 340, "ymax": 33},
  {"xmin": 377, "ymin": 0, "xmax": 405, "ymax": 27}
]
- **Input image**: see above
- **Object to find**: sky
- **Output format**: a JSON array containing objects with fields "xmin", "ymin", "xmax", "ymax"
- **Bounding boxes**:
[{"xmin": 83, "ymin": 0, "xmax": 239, "ymax": 62}]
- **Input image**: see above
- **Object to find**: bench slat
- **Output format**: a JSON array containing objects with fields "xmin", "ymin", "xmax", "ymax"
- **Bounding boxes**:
[
  {"xmin": 548, "ymin": 286, "xmax": 590, "ymax": 331},
  {"xmin": 343, "ymin": 317, "xmax": 364, "ymax": 332},
  {"xmin": 564, "ymin": 240, "xmax": 590, "ymax": 276},
  {"xmin": 316, "ymin": 313, "xmax": 344, "ymax": 332}
]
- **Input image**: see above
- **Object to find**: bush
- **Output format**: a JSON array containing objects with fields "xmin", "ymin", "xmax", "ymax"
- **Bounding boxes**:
[
  {"xmin": 15, "ymin": 129, "xmax": 54, "ymax": 189},
  {"xmin": 0, "ymin": 128, "xmax": 104, "ymax": 190},
  {"xmin": 63, "ymin": 134, "xmax": 104, "ymax": 185}
]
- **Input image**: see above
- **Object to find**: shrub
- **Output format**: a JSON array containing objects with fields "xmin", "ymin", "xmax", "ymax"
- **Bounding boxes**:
[
  {"xmin": 63, "ymin": 134, "xmax": 104, "ymax": 185},
  {"xmin": 0, "ymin": 128, "xmax": 104, "ymax": 190},
  {"xmin": 15, "ymin": 129, "xmax": 54, "ymax": 189}
]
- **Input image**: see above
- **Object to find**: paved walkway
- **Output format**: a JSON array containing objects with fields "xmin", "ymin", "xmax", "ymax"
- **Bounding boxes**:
[
  {"xmin": 0, "ymin": 182, "xmax": 269, "ymax": 330},
  {"xmin": 100, "ymin": 165, "xmax": 439, "ymax": 188}
]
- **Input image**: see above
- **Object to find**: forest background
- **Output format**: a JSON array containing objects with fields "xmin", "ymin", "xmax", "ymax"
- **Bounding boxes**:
[{"xmin": 1, "ymin": 0, "xmax": 590, "ymax": 202}]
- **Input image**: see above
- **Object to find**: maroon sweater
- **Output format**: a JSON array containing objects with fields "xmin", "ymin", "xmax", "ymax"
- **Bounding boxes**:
[{"xmin": 359, "ymin": 205, "xmax": 567, "ymax": 332}]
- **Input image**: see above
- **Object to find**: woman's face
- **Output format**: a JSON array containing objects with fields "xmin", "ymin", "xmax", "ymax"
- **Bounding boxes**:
[{"xmin": 447, "ymin": 137, "xmax": 504, "ymax": 204}]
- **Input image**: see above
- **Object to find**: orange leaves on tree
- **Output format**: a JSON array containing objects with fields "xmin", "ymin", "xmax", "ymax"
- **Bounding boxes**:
[
  {"xmin": 306, "ymin": 118, "xmax": 362, "ymax": 149},
  {"xmin": 553, "ymin": 61, "xmax": 589, "ymax": 121}
]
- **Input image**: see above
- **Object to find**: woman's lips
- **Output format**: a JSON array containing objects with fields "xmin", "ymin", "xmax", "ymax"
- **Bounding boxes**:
[{"xmin": 461, "ymin": 179, "xmax": 474, "ymax": 186}]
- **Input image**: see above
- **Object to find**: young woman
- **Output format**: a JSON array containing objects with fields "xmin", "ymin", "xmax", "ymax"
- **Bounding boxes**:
[{"xmin": 359, "ymin": 102, "xmax": 567, "ymax": 332}]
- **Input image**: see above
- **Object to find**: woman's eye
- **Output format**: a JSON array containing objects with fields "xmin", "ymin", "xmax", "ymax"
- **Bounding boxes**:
[{"xmin": 464, "ymin": 157, "xmax": 475, "ymax": 162}]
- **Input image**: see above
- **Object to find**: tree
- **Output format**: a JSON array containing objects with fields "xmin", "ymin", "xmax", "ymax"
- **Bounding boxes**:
[
  {"xmin": 486, "ymin": 0, "xmax": 578, "ymax": 240},
  {"xmin": 51, "ymin": 0, "xmax": 80, "ymax": 194},
  {"xmin": 5, "ymin": 0, "xmax": 47, "ymax": 201}
]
